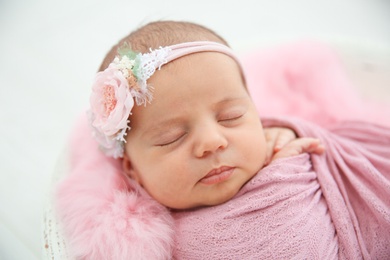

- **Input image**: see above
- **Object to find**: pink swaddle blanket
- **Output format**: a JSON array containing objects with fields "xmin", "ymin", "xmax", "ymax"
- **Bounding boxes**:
[{"xmin": 172, "ymin": 118, "xmax": 390, "ymax": 259}]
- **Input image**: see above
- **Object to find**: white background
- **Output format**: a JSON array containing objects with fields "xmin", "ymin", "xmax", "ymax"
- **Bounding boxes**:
[{"xmin": 0, "ymin": 0, "xmax": 389, "ymax": 258}]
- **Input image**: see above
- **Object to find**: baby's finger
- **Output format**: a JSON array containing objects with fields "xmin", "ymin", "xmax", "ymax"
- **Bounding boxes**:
[
  {"xmin": 264, "ymin": 127, "xmax": 296, "ymax": 150},
  {"xmin": 298, "ymin": 138, "xmax": 325, "ymax": 154},
  {"xmin": 273, "ymin": 129, "xmax": 296, "ymax": 152},
  {"xmin": 265, "ymin": 136, "xmax": 277, "ymax": 165},
  {"xmin": 264, "ymin": 128, "xmax": 283, "ymax": 164},
  {"xmin": 272, "ymin": 138, "xmax": 325, "ymax": 161}
]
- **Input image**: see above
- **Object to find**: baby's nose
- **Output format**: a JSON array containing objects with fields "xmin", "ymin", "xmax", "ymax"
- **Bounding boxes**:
[{"xmin": 193, "ymin": 126, "xmax": 228, "ymax": 158}]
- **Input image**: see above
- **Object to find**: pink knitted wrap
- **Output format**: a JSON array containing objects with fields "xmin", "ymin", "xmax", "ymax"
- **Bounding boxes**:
[{"xmin": 173, "ymin": 118, "xmax": 390, "ymax": 259}]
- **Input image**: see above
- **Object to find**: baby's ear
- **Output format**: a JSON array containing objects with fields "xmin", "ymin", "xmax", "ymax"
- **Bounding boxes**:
[{"xmin": 122, "ymin": 154, "xmax": 142, "ymax": 185}]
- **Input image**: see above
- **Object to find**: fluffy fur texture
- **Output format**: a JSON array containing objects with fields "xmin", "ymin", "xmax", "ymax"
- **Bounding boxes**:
[
  {"xmin": 55, "ymin": 115, "xmax": 175, "ymax": 259},
  {"xmin": 55, "ymin": 42, "xmax": 390, "ymax": 259}
]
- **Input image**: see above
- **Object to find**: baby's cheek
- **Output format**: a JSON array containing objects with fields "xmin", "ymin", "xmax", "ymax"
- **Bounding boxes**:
[{"xmin": 250, "ymin": 131, "xmax": 267, "ymax": 170}]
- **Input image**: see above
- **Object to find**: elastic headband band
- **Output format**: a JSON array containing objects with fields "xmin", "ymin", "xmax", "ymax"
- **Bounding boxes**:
[
  {"xmin": 88, "ymin": 41, "xmax": 242, "ymax": 158},
  {"xmin": 166, "ymin": 41, "xmax": 240, "ymax": 65}
]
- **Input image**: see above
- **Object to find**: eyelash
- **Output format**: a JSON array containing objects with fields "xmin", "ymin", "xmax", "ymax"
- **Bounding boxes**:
[
  {"xmin": 218, "ymin": 113, "xmax": 244, "ymax": 123},
  {"xmin": 157, "ymin": 112, "xmax": 244, "ymax": 147},
  {"xmin": 158, "ymin": 134, "xmax": 185, "ymax": 147}
]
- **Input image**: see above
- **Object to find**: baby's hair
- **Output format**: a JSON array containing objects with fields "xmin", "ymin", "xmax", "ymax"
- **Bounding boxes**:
[{"xmin": 98, "ymin": 20, "xmax": 229, "ymax": 71}]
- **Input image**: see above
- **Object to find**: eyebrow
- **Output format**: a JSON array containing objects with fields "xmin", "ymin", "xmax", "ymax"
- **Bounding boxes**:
[
  {"xmin": 142, "ymin": 117, "xmax": 186, "ymax": 140},
  {"xmin": 213, "ymin": 96, "xmax": 248, "ymax": 107}
]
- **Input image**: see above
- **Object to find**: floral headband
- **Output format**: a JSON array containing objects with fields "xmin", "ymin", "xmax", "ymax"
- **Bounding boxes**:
[{"xmin": 88, "ymin": 41, "xmax": 241, "ymax": 158}]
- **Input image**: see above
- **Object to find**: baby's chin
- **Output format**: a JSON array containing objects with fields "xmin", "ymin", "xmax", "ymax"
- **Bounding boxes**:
[
  {"xmin": 173, "ymin": 184, "xmax": 248, "ymax": 210},
  {"xmin": 165, "ymin": 191, "xmax": 239, "ymax": 211},
  {"xmin": 201, "ymin": 171, "xmax": 260, "ymax": 208}
]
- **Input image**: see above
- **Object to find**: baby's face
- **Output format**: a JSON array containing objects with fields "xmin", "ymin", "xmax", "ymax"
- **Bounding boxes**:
[{"xmin": 123, "ymin": 52, "xmax": 266, "ymax": 209}]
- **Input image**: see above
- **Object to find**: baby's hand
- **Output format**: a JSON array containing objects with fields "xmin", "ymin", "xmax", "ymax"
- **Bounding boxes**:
[
  {"xmin": 264, "ymin": 127, "xmax": 296, "ymax": 165},
  {"xmin": 271, "ymin": 137, "xmax": 325, "ymax": 162},
  {"xmin": 264, "ymin": 127, "xmax": 325, "ymax": 165}
]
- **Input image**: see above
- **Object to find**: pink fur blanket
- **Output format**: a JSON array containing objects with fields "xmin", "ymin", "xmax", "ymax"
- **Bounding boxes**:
[{"xmin": 55, "ymin": 42, "xmax": 390, "ymax": 259}]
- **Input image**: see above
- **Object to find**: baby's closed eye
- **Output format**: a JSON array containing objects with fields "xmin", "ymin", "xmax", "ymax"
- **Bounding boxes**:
[
  {"xmin": 217, "ymin": 109, "xmax": 246, "ymax": 126},
  {"xmin": 154, "ymin": 130, "xmax": 187, "ymax": 147}
]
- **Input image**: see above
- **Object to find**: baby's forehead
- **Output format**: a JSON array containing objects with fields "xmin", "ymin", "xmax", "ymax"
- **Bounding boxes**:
[{"xmin": 158, "ymin": 51, "xmax": 247, "ymax": 89}]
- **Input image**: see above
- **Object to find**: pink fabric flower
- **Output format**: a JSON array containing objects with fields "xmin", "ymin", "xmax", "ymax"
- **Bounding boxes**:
[
  {"xmin": 90, "ymin": 68, "xmax": 134, "ymax": 138},
  {"xmin": 87, "ymin": 45, "xmax": 170, "ymax": 157}
]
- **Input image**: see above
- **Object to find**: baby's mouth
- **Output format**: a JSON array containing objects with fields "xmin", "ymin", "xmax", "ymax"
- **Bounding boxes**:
[{"xmin": 200, "ymin": 166, "xmax": 235, "ymax": 185}]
